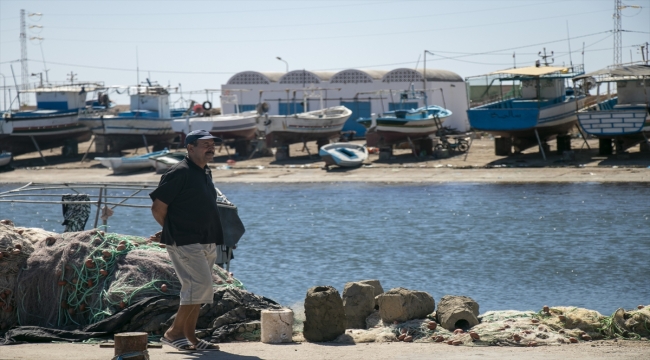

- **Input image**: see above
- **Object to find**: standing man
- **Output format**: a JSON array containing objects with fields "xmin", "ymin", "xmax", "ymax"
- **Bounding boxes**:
[{"xmin": 150, "ymin": 129, "xmax": 222, "ymax": 351}]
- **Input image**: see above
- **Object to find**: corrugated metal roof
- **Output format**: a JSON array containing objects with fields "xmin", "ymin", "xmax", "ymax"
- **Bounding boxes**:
[{"xmin": 574, "ymin": 64, "xmax": 650, "ymax": 81}]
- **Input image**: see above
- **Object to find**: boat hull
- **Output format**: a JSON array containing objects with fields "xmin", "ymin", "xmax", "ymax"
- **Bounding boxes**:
[
  {"xmin": 172, "ymin": 112, "xmax": 258, "ymax": 141},
  {"xmin": 578, "ymin": 104, "xmax": 650, "ymax": 137},
  {"xmin": 0, "ymin": 112, "xmax": 90, "ymax": 155},
  {"xmin": 0, "ymin": 153, "xmax": 11, "ymax": 167},
  {"xmin": 263, "ymin": 106, "xmax": 351, "ymax": 147},
  {"xmin": 319, "ymin": 143, "xmax": 368, "ymax": 167},
  {"xmin": 80, "ymin": 115, "xmax": 178, "ymax": 150},
  {"xmin": 467, "ymin": 97, "xmax": 585, "ymax": 139}
]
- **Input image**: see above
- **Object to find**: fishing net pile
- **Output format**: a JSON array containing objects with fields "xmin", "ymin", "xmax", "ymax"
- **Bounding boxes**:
[
  {"xmin": 335, "ymin": 306, "xmax": 650, "ymax": 346},
  {"xmin": 0, "ymin": 221, "xmax": 282, "ymax": 344}
]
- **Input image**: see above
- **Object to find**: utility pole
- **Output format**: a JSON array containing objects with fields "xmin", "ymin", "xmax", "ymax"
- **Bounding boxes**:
[
  {"xmin": 20, "ymin": 9, "xmax": 29, "ymax": 102},
  {"xmin": 613, "ymin": 0, "xmax": 622, "ymax": 66}
]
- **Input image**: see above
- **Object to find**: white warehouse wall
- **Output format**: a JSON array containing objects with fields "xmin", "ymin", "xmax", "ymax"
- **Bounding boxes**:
[{"xmin": 220, "ymin": 68, "xmax": 470, "ymax": 132}]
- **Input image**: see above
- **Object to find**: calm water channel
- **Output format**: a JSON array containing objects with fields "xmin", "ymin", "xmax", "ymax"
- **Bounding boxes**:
[{"xmin": 1, "ymin": 182, "xmax": 649, "ymax": 315}]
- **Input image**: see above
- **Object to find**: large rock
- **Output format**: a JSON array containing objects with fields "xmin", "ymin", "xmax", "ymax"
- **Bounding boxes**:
[
  {"xmin": 358, "ymin": 279, "xmax": 384, "ymax": 308},
  {"xmin": 342, "ymin": 282, "xmax": 375, "ymax": 329},
  {"xmin": 303, "ymin": 286, "xmax": 346, "ymax": 342},
  {"xmin": 436, "ymin": 295, "xmax": 479, "ymax": 331},
  {"xmin": 377, "ymin": 287, "xmax": 435, "ymax": 323}
]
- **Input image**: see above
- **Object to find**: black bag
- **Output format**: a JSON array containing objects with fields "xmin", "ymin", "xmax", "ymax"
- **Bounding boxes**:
[{"xmin": 215, "ymin": 188, "xmax": 245, "ymax": 247}]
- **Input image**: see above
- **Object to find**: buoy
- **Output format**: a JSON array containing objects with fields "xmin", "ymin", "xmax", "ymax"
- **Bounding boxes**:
[
  {"xmin": 57, "ymin": 280, "xmax": 67, "ymax": 286},
  {"xmin": 513, "ymin": 334, "xmax": 521, "ymax": 342},
  {"xmin": 427, "ymin": 321, "xmax": 437, "ymax": 331},
  {"xmin": 433, "ymin": 335, "xmax": 445, "ymax": 342},
  {"xmin": 581, "ymin": 334, "xmax": 592, "ymax": 341},
  {"xmin": 116, "ymin": 244, "xmax": 125, "ymax": 251},
  {"xmin": 87, "ymin": 279, "xmax": 93, "ymax": 287},
  {"xmin": 202, "ymin": 101, "xmax": 212, "ymax": 111},
  {"xmin": 160, "ymin": 284, "xmax": 167, "ymax": 292},
  {"xmin": 469, "ymin": 331, "xmax": 480, "ymax": 340},
  {"xmin": 528, "ymin": 341, "xmax": 538, "ymax": 347},
  {"xmin": 158, "ymin": 244, "xmax": 166, "ymax": 248},
  {"xmin": 85, "ymin": 259, "xmax": 95, "ymax": 268},
  {"xmin": 120, "ymin": 301, "xmax": 126, "ymax": 309},
  {"xmin": 531, "ymin": 318, "xmax": 539, "ymax": 323},
  {"xmin": 452, "ymin": 340, "xmax": 462, "ymax": 346},
  {"xmin": 46, "ymin": 237, "xmax": 56, "ymax": 246},
  {"xmin": 67, "ymin": 308, "xmax": 75, "ymax": 316},
  {"xmin": 80, "ymin": 303, "xmax": 86, "ymax": 311},
  {"xmin": 260, "ymin": 309, "xmax": 293, "ymax": 343},
  {"xmin": 638, "ymin": 305, "xmax": 645, "ymax": 310},
  {"xmin": 398, "ymin": 334, "xmax": 406, "ymax": 341},
  {"xmin": 119, "ymin": 240, "xmax": 127, "ymax": 245},
  {"xmin": 446, "ymin": 340, "xmax": 454, "ymax": 345},
  {"xmin": 102, "ymin": 250, "xmax": 111, "ymax": 258},
  {"xmin": 569, "ymin": 337, "xmax": 578, "ymax": 343},
  {"xmin": 543, "ymin": 305, "xmax": 550, "ymax": 313},
  {"xmin": 100, "ymin": 269, "xmax": 108, "ymax": 276},
  {"xmin": 403, "ymin": 335, "xmax": 413, "ymax": 342},
  {"xmin": 558, "ymin": 315, "xmax": 566, "ymax": 322},
  {"xmin": 11, "ymin": 249, "xmax": 20, "ymax": 255}
]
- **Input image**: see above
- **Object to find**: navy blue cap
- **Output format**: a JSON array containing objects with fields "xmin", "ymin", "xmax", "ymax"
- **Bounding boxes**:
[{"xmin": 185, "ymin": 130, "xmax": 219, "ymax": 146}]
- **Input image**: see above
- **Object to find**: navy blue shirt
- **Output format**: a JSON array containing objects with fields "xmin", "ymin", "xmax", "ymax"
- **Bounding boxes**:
[{"xmin": 149, "ymin": 157, "xmax": 223, "ymax": 246}]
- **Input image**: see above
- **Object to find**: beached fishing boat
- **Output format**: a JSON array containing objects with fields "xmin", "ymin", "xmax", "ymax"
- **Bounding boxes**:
[
  {"xmin": 79, "ymin": 82, "xmax": 196, "ymax": 151},
  {"xmin": 172, "ymin": 94, "xmax": 258, "ymax": 142},
  {"xmin": 0, "ymin": 82, "xmax": 103, "ymax": 156},
  {"xmin": 148, "ymin": 151, "xmax": 186, "ymax": 174},
  {"xmin": 261, "ymin": 106, "xmax": 352, "ymax": 148},
  {"xmin": 0, "ymin": 152, "xmax": 12, "ymax": 167},
  {"xmin": 466, "ymin": 64, "xmax": 586, "ymax": 156},
  {"xmin": 357, "ymin": 104, "xmax": 452, "ymax": 145},
  {"xmin": 95, "ymin": 149, "xmax": 169, "ymax": 174},
  {"xmin": 319, "ymin": 143, "xmax": 368, "ymax": 168},
  {"xmin": 573, "ymin": 64, "xmax": 650, "ymax": 154}
]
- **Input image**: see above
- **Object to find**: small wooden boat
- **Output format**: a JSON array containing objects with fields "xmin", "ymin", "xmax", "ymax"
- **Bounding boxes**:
[
  {"xmin": 95, "ymin": 149, "xmax": 169, "ymax": 174},
  {"xmin": 0, "ymin": 152, "xmax": 12, "ymax": 167},
  {"xmin": 148, "ymin": 152, "xmax": 187, "ymax": 174},
  {"xmin": 262, "ymin": 106, "xmax": 352, "ymax": 147},
  {"xmin": 319, "ymin": 143, "xmax": 368, "ymax": 168}
]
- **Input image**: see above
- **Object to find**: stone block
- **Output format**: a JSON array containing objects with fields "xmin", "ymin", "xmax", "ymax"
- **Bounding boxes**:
[
  {"xmin": 436, "ymin": 295, "xmax": 479, "ymax": 331},
  {"xmin": 342, "ymin": 282, "xmax": 375, "ymax": 329},
  {"xmin": 303, "ymin": 286, "xmax": 346, "ymax": 342},
  {"xmin": 377, "ymin": 287, "xmax": 435, "ymax": 323}
]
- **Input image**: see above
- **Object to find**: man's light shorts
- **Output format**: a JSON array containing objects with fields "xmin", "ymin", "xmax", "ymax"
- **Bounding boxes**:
[{"xmin": 166, "ymin": 243, "xmax": 217, "ymax": 305}]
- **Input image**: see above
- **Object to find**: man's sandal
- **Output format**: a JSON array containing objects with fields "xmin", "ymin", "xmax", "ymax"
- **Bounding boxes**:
[
  {"xmin": 194, "ymin": 339, "xmax": 220, "ymax": 351},
  {"xmin": 160, "ymin": 337, "xmax": 195, "ymax": 352}
]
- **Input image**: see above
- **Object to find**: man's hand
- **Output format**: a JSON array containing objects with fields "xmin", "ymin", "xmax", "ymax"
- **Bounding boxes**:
[{"xmin": 148, "ymin": 230, "xmax": 162, "ymax": 243}]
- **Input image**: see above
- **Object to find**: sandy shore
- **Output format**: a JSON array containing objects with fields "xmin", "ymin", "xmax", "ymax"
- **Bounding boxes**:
[
  {"xmin": 1, "ymin": 137, "xmax": 650, "ymax": 184},
  {"xmin": 1, "ymin": 339, "xmax": 649, "ymax": 360}
]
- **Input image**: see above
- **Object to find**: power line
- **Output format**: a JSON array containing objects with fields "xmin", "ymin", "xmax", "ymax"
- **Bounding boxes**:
[{"xmin": 35, "ymin": 9, "xmax": 613, "ymax": 45}]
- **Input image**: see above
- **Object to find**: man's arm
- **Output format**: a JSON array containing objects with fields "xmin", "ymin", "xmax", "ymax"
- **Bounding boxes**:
[{"xmin": 151, "ymin": 199, "xmax": 168, "ymax": 227}]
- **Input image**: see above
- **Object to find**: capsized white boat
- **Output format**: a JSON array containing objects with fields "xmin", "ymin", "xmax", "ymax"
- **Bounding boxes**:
[
  {"xmin": 319, "ymin": 142, "xmax": 368, "ymax": 168},
  {"xmin": 0, "ymin": 152, "xmax": 12, "ymax": 167},
  {"xmin": 148, "ymin": 151, "xmax": 186, "ymax": 174},
  {"xmin": 95, "ymin": 149, "xmax": 169, "ymax": 174}
]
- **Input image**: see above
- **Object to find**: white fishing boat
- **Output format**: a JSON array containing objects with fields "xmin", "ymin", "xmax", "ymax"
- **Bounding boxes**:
[
  {"xmin": 573, "ymin": 64, "xmax": 650, "ymax": 154},
  {"xmin": 0, "ymin": 152, "xmax": 12, "ymax": 167},
  {"xmin": 148, "ymin": 151, "xmax": 186, "ymax": 174},
  {"xmin": 79, "ymin": 81, "xmax": 197, "ymax": 151},
  {"xmin": 262, "ymin": 106, "xmax": 352, "ymax": 147},
  {"xmin": 0, "ymin": 81, "xmax": 103, "ymax": 155},
  {"xmin": 95, "ymin": 149, "xmax": 169, "ymax": 174},
  {"xmin": 172, "ymin": 94, "xmax": 259, "ymax": 142},
  {"xmin": 319, "ymin": 143, "xmax": 368, "ymax": 168}
]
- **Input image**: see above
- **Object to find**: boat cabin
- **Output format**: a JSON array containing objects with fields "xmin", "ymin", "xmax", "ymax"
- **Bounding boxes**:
[{"xmin": 129, "ymin": 86, "xmax": 171, "ymax": 118}]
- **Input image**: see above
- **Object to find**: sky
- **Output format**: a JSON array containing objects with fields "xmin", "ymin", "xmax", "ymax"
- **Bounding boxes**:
[{"xmin": 0, "ymin": 0, "xmax": 649, "ymax": 108}]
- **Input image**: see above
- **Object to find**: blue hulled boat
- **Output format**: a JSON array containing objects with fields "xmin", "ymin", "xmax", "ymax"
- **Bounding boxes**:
[{"xmin": 466, "ymin": 64, "xmax": 586, "ymax": 154}]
